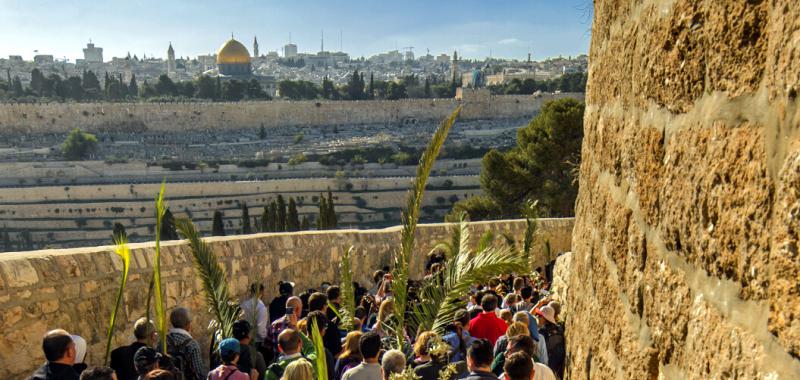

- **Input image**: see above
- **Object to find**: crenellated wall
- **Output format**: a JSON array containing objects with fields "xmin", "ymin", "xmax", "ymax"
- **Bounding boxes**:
[
  {"xmin": 0, "ymin": 92, "xmax": 583, "ymax": 133},
  {"xmin": 0, "ymin": 218, "xmax": 573, "ymax": 379},
  {"xmin": 567, "ymin": 1, "xmax": 800, "ymax": 379}
]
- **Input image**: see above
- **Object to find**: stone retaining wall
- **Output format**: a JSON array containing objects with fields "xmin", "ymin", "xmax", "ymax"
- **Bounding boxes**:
[
  {"xmin": 568, "ymin": 1, "xmax": 800, "ymax": 379},
  {"xmin": 0, "ymin": 92, "xmax": 583, "ymax": 133},
  {"xmin": 0, "ymin": 218, "xmax": 573, "ymax": 379}
]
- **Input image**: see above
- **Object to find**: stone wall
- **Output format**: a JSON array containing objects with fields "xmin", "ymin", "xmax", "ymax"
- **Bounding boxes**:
[
  {"xmin": 0, "ymin": 218, "xmax": 573, "ymax": 379},
  {"xmin": 0, "ymin": 92, "xmax": 582, "ymax": 133},
  {"xmin": 568, "ymin": 1, "xmax": 800, "ymax": 379}
]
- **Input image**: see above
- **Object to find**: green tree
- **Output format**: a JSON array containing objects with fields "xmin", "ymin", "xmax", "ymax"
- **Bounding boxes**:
[
  {"xmin": 260, "ymin": 205, "xmax": 270, "ymax": 232},
  {"xmin": 300, "ymin": 216, "xmax": 310, "ymax": 230},
  {"xmin": 62, "ymin": 128, "xmax": 98, "ymax": 160},
  {"xmin": 30, "ymin": 68, "xmax": 45, "ymax": 95},
  {"xmin": 195, "ymin": 75, "xmax": 215, "ymax": 99},
  {"xmin": 155, "ymin": 74, "xmax": 177, "ymax": 96},
  {"xmin": 268, "ymin": 201, "xmax": 278, "ymax": 232},
  {"xmin": 160, "ymin": 208, "xmax": 179, "ymax": 240},
  {"xmin": 212, "ymin": 211, "xmax": 226, "ymax": 236},
  {"xmin": 258, "ymin": 124, "xmax": 267, "ymax": 140},
  {"xmin": 321, "ymin": 76, "xmax": 336, "ymax": 100},
  {"xmin": 367, "ymin": 72, "xmax": 374, "ymax": 100},
  {"xmin": 326, "ymin": 190, "xmax": 337, "ymax": 228},
  {"xmin": 347, "ymin": 70, "xmax": 364, "ymax": 100},
  {"xmin": 317, "ymin": 195, "xmax": 327, "ymax": 230},
  {"xmin": 424, "ymin": 77, "xmax": 431, "ymax": 98},
  {"xmin": 276, "ymin": 195, "xmax": 287, "ymax": 232},
  {"xmin": 246, "ymin": 79, "xmax": 269, "ymax": 99},
  {"xmin": 386, "ymin": 82, "xmax": 407, "ymax": 100},
  {"xmin": 2, "ymin": 225, "xmax": 12, "ymax": 252},
  {"xmin": 11, "ymin": 76, "xmax": 23, "ymax": 97},
  {"xmin": 241, "ymin": 202, "xmax": 252, "ymax": 234},
  {"xmin": 222, "ymin": 79, "xmax": 246, "ymax": 101},
  {"xmin": 128, "ymin": 74, "xmax": 139, "ymax": 97},
  {"xmin": 454, "ymin": 98, "xmax": 584, "ymax": 219},
  {"xmin": 82, "ymin": 70, "xmax": 102, "ymax": 98},
  {"xmin": 287, "ymin": 198, "xmax": 300, "ymax": 231}
]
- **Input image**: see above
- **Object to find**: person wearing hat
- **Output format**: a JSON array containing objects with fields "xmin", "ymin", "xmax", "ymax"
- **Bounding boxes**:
[
  {"xmin": 443, "ymin": 309, "xmax": 476, "ymax": 363},
  {"xmin": 269, "ymin": 281, "xmax": 295, "ymax": 323},
  {"xmin": 533, "ymin": 306, "xmax": 564, "ymax": 379},
  {"xmin": 134, "ymin": 346, "xmax": 161, "ymax": 380},
  {"xmin": 208, "ymin": 338, "xmax": 250, "ymax": 380}
]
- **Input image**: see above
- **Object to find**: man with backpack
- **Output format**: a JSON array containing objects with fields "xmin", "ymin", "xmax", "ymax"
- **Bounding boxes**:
[
  {"xmin": 163, "ymin": 307, "xmax": 207, "ymax": 380},
  {"xmin": 264, "ymin": 329, "xmax": 317, "ymax": 380}
]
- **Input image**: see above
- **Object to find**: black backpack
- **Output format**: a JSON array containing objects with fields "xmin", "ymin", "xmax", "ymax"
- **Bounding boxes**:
[{"xmin": 167, "ymin": 334, "xmax": 197, "ymax": 380}]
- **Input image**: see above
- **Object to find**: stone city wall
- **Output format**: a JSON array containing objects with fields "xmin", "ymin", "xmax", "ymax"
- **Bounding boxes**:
[
  {"xmin": 0, "ymin": 92, "xmax": 583, "ymax": 133},
  {"xmin": 0, "ymin": 218, "xmax": 574, "ymax": 379},
  {"xmin": 568, "ymin": 1, "xmax": 800, "ymax": 379}
]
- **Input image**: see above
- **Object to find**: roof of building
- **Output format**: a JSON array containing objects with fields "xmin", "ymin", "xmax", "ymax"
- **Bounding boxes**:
[{"xmin": 217, "ymin": 38, "xmax": 251, "ymax": 65}]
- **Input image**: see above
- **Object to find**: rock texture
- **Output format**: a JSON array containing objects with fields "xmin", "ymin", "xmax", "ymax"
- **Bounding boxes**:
[
  {"xmin": 0, "ymin": 218, "xmax": 573, "ymax": 379},
  {"xmin": 568, "ymin": 0, "xmax": 800, "ymax": 378}
]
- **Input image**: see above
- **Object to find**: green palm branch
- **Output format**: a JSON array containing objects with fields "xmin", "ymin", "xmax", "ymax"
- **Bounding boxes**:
[
  {"xmin": 153, "ymin": 181, "xmax": 168, "ymax": 353},
  {"xmin": 104, "ymin": 233, "xmax": 131, "ymax": 365},
  {"xmin": 329, "ymin": 246, "xmax": 356, "ymax": 331},
  {"xmin": 411, "ymin": 212, "xmax": 528, "ymax": 335},
  {"xmin": 391, "ymin": 105, "xmax": 462, "ymax": 348},
  {"xmin": 174, "ymin": 217, "xmax": 240, "ymax": 345},
  {"xmin": 522, "ymin": 199, "xmax": 539, "ymax": 269},
  {"xmin": 309, "ymin": 319, "xmax": 328, "ymax": 380}
]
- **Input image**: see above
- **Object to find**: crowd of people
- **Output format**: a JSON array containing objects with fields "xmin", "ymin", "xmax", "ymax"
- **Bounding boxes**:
[{"xmin": 28, "ymin": 260, "xmax": 565, "ymax": 380}]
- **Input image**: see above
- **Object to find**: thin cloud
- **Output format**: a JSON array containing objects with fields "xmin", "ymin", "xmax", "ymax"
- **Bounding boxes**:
[{"xmin": 497, "ymin": 38, "xmax": 522, "ymax": 45}]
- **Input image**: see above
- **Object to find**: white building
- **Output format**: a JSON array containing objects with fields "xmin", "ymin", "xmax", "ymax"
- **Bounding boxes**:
[
  {"xmin": 83, "ymin": 41, "xmax": 103, "ymax": 63},
  {"xmin": 283, "ymin": 43, "xmax": 298, "ymax": 58}
]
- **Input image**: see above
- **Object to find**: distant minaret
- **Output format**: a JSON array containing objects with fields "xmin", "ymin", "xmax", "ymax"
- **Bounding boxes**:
[
  {"xmin": 167, "ymin": 42, "xmax": 175, "ymax": 75},
  {"xmin": 253, "ymin": 36, "xmax": 259, "ymax": 57},
  {"xmin": 451, "ymin": 50, "xmax": 459, "ymax": 85},
  {"xmin": 320, "ymin": 30, "xmax": 324, "ymax": 52}
]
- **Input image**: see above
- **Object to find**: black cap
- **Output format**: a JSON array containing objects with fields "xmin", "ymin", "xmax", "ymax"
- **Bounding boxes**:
[
  {"xmin": 134, "ymin": 346, "xmax": 160, "ymax": 367},
  {"xmin": 279, "ymin": 281, "xmax": 295, "ymax": 295}
]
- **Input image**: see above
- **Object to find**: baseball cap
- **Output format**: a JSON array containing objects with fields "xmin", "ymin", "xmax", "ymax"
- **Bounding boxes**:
[
  {"xmin": 218, "ymin": 338, "xmax": 240, "ymax": 356},
  {"xmin": 134, "ymin": 346, "xmax": 161, "ymax": 368},
  {"xmin": 535, "ymin": 306, "xmax": 557, "ymax": 324}
]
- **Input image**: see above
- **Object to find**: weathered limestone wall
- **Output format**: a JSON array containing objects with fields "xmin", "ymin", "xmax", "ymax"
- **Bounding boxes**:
[
  {"xmin": 0, "ymin": 218, "xmax": 573, "ymax": 379},
  {"xmin": 568, "ymin": 1, "xmax": 800, "ymax": 379},
  {"xmin": 0, "ymin": 92, "xmax": 582, "ymax": 133}
]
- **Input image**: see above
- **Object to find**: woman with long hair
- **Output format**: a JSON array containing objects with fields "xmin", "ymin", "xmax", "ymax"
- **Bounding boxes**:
[
  {"xmin": 281, "ymin": 359, "xmax": 313, "ymax": 380},
  {"xmin": 334, "ymin": 331, "xmax": 363, "ymax": 380}
]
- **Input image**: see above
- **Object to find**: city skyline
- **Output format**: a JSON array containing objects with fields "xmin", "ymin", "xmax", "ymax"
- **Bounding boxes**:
[{"xmin": 0, "ymin": 0, "xmax": 592, "ymax": 62}]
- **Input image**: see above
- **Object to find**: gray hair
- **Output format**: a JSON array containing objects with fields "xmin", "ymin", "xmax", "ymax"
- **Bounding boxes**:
[
  {"xmin": 134, "ymin": 318, "xmax": 155, "ymax": 340},
  {"xmin": 381, "ymin": 349, "xmax": 406, "ymax": 376},
  {"xmin": 170, "ymin": 307, "xmax": 192, "ymax": 329}
]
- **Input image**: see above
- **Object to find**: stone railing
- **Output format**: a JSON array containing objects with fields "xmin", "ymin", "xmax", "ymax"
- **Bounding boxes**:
[{"xmin": 0, "ymin": 218, "xmax": 573, "ymax": 378}]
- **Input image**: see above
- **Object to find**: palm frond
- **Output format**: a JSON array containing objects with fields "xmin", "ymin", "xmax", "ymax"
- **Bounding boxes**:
[
  {"xmin": 153, "ymin": 180, "xmax": 168, "ymax": 353},
  {"xmin": 391, "ymin": 105, "xmax": 462, "ymax": 348},
  {"xmin": 104, "ymin": 233, "xmax": 131, "ymax": 365},
  {"xmin": 410, "ymin": 212, "xmax": 528, "ymax": 335},
  {"xmin": 522, "ymin": 199, "xmax": 539, "ymax": 270},
  {"xmin": 338, "ymin": 246, "xmax": 356, "ymax": 331},
  {"xmin": 477, "ymin": 231, "xmax": 495, "ymax": 253},
  {"xmin": 309, "ymin": 319, "xmax": 328, "ymax": 380},
  {"xmin": 175, "ymin": 217, "xmax": 240, "ymax": 345}
]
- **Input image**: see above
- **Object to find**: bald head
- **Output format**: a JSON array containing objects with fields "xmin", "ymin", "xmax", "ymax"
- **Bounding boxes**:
[
  {"xmin": 286, "ymin": 296, "xmax": 302, "ymax": 317},
  {"xmin": 43, "ymin": 329, "xmax": 75, "ymax": 364}
]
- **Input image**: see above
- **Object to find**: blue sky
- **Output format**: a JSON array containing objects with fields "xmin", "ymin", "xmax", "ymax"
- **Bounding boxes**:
[{"xmin": 0, "ymin": 0, "xmax": 592, "ymax": 62}]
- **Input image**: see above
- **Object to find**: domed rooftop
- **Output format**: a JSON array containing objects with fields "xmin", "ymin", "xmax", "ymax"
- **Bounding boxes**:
[{"xmin": 216, "ymin": 38, "xmax": 251, "ymax": 65}]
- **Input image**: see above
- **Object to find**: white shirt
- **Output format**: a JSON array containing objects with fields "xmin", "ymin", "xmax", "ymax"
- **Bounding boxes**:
[
  {"xmin": 240, "ymin": 297, "xmax": 268, "ymax": 341},
  {"xmin": 498, "ymin": 361, "xmax": 556, "ymax": 380}
]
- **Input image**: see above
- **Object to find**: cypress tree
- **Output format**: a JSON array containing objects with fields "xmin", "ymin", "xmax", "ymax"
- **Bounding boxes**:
[
  {"xmin": 277, "ymin": 195, "xmax": 287, "ymax": 232},
  {"xmin": 327, "ymin": 190, "xmax": 337, "ymax": 228},
  {"xmin": 317, "ymin": 195, "xmax": 327, "ymax": 230},
  {"xmin": 368, "ymin": 73, "xmax": 374, "ymax": 100},
  {"xmin": 241, "ymin": 202, "xmax": 252, "ymax": 234},
  {"xmin": 287, "ymin": 198, "xmax": 300, "ymax": 231},
  {"xmin": 300, "ymin": 216, "xmax": 310, "ymax": 231},
  {"xmin": 253, "ymin": 215, "xmax": 260, "ymax": 233},
  {"xmin": 160, "ymin": 208, "xmax": 179, "ymax": 240},
  {"xmin": 424, "ymin": 77, "xmax": 431, "ymax": 98},
  {"xmin": 260, "ymin": 205, "xmax": 270, "ymax": 232},
  {"xmin": 212, "ymin": 210, "xmax": 226, "ymax": 236},
  {"xmin": 268, "ymin": 201, "xmax": 278, "ymax": 232},
  {"xmin": 128, "ymin": 74, "xmax": 139, "ymax": 97},
  {"xmin": 2, "ymin": 225, "xmax": 11, "ymax": 252}
]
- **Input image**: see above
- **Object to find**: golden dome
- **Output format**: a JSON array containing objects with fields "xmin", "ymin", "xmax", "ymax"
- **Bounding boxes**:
[{"xmin": 216, "ymin": 38, "xmax": 251, "ymax": 64}]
